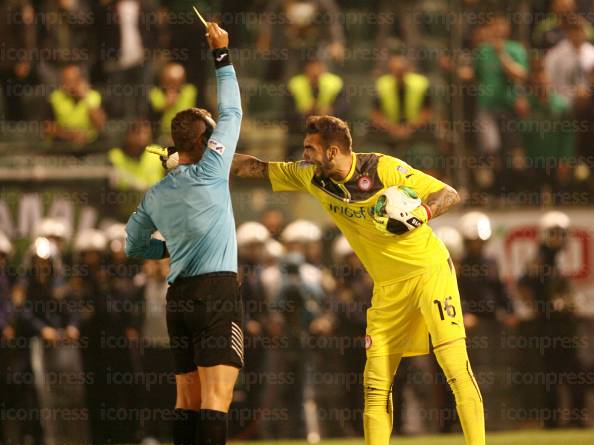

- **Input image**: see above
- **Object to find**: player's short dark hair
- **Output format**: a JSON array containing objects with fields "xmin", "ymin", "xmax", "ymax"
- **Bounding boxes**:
[
  {"xmin": 305, "ymin": 115, "xmax": 352, "ymax": 153},
  {"xmin": 171, "ymin": 108, "xmax": 212, "ymax": 153}
]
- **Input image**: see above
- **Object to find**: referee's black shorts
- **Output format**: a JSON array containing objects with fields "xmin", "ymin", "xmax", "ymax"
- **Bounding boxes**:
[{"xmin": 165, "ymin": 272, "xmax": 244, "ymax": 374}]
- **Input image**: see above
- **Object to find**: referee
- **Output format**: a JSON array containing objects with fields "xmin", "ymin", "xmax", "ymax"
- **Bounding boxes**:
[{"xmin": 125, "ymin": 23, "xmax": 242, "ymax": 445}]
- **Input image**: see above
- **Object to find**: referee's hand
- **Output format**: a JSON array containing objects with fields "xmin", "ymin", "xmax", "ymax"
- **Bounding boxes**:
[{"xmin": 206, "ymin": 22, "xmax": 229, "ymax": 49}]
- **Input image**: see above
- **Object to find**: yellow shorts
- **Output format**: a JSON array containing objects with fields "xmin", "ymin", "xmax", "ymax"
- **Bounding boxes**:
[{"xmin": 365, "ymin": 258, "xmax": 466, "ymax": 357}]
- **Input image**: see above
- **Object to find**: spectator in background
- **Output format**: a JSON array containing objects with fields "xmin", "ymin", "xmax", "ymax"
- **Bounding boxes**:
[
  {"xmin": 8, "ymin": 237, "xmax": 72, "ymax": 445},
  {"xmin": 0, "ymin": 1, "xmax": 36, "ymax": 121},
  {"xmin": 273, "ymin": 253, "xmax": 326, "ymax": 439},
  {"xmin": 148, "ymin": 63, "xmax": 197, "ymax": 144},
  {"xmin": 370, "ymin": 52, "xmax": 434, "ymax": 165},
  {"xmin": 574, "ymin": 67, "xmax": 594, "ymax": 166},
  {"xmin": 43, "ymin": 64, "xmax": 107, "ymax": 147},
  {"xmin": 37, "ymin": 0, "xmax": 93, "ymax": 87},
  {"xmin": 0, "ymin": 232, "xmax": 13, "ymax": 332},
  {"xmin": 471, "ymin": 14, "xmax": 527, "ymax": 193},
  {"xmin": 286, "ymin": 59, "xmax": 347, "ymax": 159},
  {"xmin": 573, "ymin": 66, "xmax": 594, "ymax": 201},
  {"xmin": 109, "ymin": 119, "xmax": 163, "ymax": 191},
  {"xmin": 104, "ymin": 223, "xmax": 144, "ymax": 442},
  {"xmin": 235, "ymin": 222, "xmax": 272, "ymax": 438},
  {"xmin": 136, "ymin": 257, "xmax": 173, "ymax": 443},
  {"xmin": 516, "ymin": 58, "xmax": 575, "ymax": 196},
  {"xmin": 94, "ymin": 0, "xmax": 160, "ymax": 118},
  {"xmin": 0, "ymin": 232, "xmax": 14, "ymax": 445},
  {"xmin": 260, "ymin": 208, "xmax": 286, "ymax": 241},
  {"xmin": 373, "ymin": 0, "xmax": 406, "ymax": 55},
  {"xmin": 71, "ymin": 229, "xmax": 137, "ymax": 443},
  {"xmin": 158, "ymin": 0, "xmax": 210, "ymax": 105},
  {"xmin": 260, "ymin": 220, "xmax": 329, "ymax": 438},
  {"xmin": 13, "ymin": 237, "xmax": 75, "ymax": 343},
  {"xmin": 516, "ymin": 211, "xmax": 586, "ymax": 428},
  {"xmin": 35, "ymin": 217, "xmax": 72, "ymax": 263},
  {"xmin": 281, "ymin": 219, "xmax": 328, "ymax": 275},
  {"xmin": 458, "ymin": 212, "xmax": 516, "ymax": 356},
  {"xmin": 236, "ymin": 222, "xmax": 270, "ymax": 342},
  {"xmin": 544, "ymin": 18, "xmax": 594, "ymax": 105},
  {"xmin": 532, "ymin": 0, "xmax": 594, "ymax": 50},
  {"xmin": 0, "ymin": 232, "xmax": 12, "ymax": 337},
  {"xmin": 257, "ymin": 0, "xmax": 345, "ymax": 81}
]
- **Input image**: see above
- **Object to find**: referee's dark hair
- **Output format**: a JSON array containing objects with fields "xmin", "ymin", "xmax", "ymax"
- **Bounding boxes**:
[
  {"xmin": 171, "ymin": 108, "xmax": 213, "ymax": 153},
  {"xmin": 305, "ymin": 115, "xmax": 352, "ymax": 153}
]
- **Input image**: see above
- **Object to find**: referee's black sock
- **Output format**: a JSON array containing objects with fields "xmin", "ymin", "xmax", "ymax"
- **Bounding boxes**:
[
  {"xmin": 173, "ymin": 409, "xmax": 199, "ymax": 445},
  {"xmin": 197, "ymin": 409, "xmax": 228, "ymax": 445}
]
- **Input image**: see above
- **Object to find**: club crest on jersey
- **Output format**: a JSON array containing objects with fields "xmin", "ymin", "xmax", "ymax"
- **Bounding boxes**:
[
  {"xmin": 207, "ymin": 139, "xmax": 225, "ymax": 155},
  {"xmin": 357, "ymin": 175, "xmax": 373, "ymax": 191}
]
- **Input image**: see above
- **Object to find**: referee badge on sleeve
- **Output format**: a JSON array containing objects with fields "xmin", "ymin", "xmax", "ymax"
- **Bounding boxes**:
[{"xmin": 208, "ymin": 139, "xmax": 226, "ymax": 156}]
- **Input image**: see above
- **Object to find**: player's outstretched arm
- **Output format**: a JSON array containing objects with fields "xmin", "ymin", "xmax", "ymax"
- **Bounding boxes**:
[
  {"xmin": 231, "ymin": 154, "xmax": 269, "ymax": 178},
  {"xmin": 424, "ymin": 184, "xmax": 460, "ymax": 219}
]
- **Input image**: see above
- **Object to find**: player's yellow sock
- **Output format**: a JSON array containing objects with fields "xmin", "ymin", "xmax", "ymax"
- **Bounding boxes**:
[
  {"xmin": 363, "ymin": 354, "xmax": 402, "ymax": 445},
  {"xmin": 434, "ymin": 339, "xmax": 485, "ymax": 445}
]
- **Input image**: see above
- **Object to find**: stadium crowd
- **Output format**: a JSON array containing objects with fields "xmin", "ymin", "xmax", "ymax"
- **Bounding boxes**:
[
  {"xmin": 0, "ymin": 0, "xmax": 593, "ymax": 444},
  {"xmin": 1, "ymin": 0, "xmax": 594, "ymax": 202},
  {"xmin": 0, "ymin": 208, "xmax": 589, "ymax": 443}
]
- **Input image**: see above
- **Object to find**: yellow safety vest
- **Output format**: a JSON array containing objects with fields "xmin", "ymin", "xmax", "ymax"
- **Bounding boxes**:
[
  {"xmin": 49, "ymin": 89, "xmax": 102, "ymax": 141},
  {"xmin": 288, "ymin": 72, "xmax": 344, "ymax": 114},
  {"xmin": 108, "ymin": 147, "xmax": 164, "ymax": 191},
  {"xmin": 149, "ymin": 84, "xmax": 197, "ymax": 135},
  {"xmin": 375, "ymin": 73, "xmax": 429, "ymax": 123}
]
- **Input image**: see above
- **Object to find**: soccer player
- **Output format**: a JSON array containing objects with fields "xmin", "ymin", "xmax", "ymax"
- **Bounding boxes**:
[
  {"xmin": 231, "ymin": 116, "xmax": 485, "ymax": 445},
  {"xmin": 124, "ymin": 23, "xmax": 242, "ymax": 445}
]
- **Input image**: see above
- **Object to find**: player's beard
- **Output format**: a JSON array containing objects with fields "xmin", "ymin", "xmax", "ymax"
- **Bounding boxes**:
[
  {"xmin": 312, "ymin": 159, "xmax": 335, "ymax": 178},
  {"xmin": 302, "ymin": 160, "xmax": 324, "ymax": 176},
  {"xmin": 302, "ymin": 153, "xmax": 335, "ymax": 177}
]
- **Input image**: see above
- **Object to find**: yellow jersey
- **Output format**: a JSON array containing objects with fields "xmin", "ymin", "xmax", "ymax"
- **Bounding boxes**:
[{"xmin": 268, "ymin": 152, "xmax": 450, "ymax": 284}]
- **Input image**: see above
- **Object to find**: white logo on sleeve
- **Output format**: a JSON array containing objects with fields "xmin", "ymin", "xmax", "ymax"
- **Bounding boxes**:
[
  {"xmin": 396, "ymin": 165, "xmax": 409, "ymax": 175},
  {"xmin": 207, "ymin": 139, "xmax": 226, "ymax": 155},
  {"xmin": 216, "ymin": 53, "xmax": 228, "ymax": 62}
]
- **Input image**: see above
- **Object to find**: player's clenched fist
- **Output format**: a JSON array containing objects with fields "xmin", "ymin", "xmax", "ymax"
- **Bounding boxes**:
[
  {"xmin": 372, "ymin": 186, "xmax": 431, "ymax": 235},
  {"xmin": 206, "ymin": 22, "xmax": 229, "ymax": 49}
]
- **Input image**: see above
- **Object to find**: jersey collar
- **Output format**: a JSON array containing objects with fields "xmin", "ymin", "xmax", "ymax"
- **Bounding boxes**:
[{"xmin": 331, "ymin": 152, "xmax": 357, "ymax": 184}]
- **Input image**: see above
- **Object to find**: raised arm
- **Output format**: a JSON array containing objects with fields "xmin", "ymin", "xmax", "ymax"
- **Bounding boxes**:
[
  {"xmin": 200, "ymin": 23, "xmax": 242, "ymax": 175},
  {"xmin": 231, "ymin": 154, "xmax": 269, "ymax": 178}
]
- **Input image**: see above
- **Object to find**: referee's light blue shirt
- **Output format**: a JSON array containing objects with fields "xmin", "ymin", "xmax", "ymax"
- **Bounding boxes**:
[{"xmin": 124, "ymin": 65, "xmax": 242, "ymax": 284}]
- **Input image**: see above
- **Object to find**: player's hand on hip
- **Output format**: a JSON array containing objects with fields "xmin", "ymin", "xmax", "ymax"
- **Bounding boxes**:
[
  {"xmin": 372, "ymin": 186, "xmax": 430, "ymax": 235},
  {"xmin": 206, "ymin": 22, "xmax": 229, "ymax": 49}
]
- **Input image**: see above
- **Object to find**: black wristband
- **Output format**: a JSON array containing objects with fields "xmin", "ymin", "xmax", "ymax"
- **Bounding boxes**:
[{"xmin": 212, "ymin": 48, "xmax": 231, "ymax": 69}]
